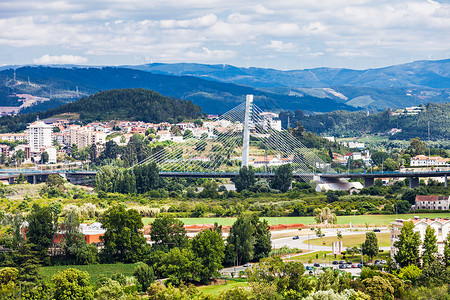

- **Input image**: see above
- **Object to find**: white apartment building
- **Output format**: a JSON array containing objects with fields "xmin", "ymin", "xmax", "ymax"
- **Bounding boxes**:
[
  {"xmin": 58, "ymin": 125, "xmax": 106, "ymax": 149},
  {"xmin": 391, "ymin": 217, "xmax": 450, "ymax": 258},
  {"xmin": 410, "ymin": 155, "xmax": 450, "ymax": 167},
  {"xmin": 415, "ymin": 195, "xmax": 450, "ymax": 210},
  {"xmin": 28, "ymin": 120, "xmax": 52, "ymax": 152}
]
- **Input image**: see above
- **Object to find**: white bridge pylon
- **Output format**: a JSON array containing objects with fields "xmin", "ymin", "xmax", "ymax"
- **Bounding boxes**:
[{"xmin": 132, "ymin": 95, "xmax": 335, "ymax": 182}]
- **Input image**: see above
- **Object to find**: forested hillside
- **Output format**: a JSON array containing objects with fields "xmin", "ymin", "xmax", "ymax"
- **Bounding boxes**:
[
  {"xmin": 281, "ymin": 102, "xmax": 450, "ymax": 140},
  {"xmin": 0, "ymin": 89, "xmax": 202, "ymax": 133},
  {"xmin": 0, "ymin": 66, "xmax": 354, "ymax": 114}
]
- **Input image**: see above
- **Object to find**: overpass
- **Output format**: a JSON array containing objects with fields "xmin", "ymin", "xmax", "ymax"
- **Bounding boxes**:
[{"xmin": 0, "ymin": 169, "xmax": 448, "ymax": 189}]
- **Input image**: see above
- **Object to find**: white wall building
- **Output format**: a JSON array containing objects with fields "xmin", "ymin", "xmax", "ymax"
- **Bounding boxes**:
[
  {"xmin": 391, "ymin": 217, "xmax": 450, "ymax": 258},
  {"xmin": 415, "ymin": 195, "xmax": 450, "ymax": 210},
  {"xmin": 28, "ymin": 120, "xmax": 52, "ymax": 152}
]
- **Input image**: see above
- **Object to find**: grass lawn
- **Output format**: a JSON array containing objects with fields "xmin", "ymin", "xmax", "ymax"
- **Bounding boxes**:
[
  {"xmin": 143, "ymin": 213, "xmax": 450, "ymax": 227},
  {"xmin": 39, "ymin": 263, "xmax": 140, "ymax": 284},
  {"xmin": 311, "ymin": 232, "xmax": 391, "ymax": 248},
  {"xmin": 198, "ymin": 279, "xmax": 248, "ymax": 296}
]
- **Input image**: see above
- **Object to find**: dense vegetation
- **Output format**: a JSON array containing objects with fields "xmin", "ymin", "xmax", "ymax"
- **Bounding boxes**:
[
  {"xmin": 0, "ymin": 88, "xmax": 202, "ymax": 133},
  {"xmin": 280, "ymin": 102, "xmax": 450, "ymax": 141},
  {"xmin": 46, "ymin": 88, "xmax": 202, "ymax": 123}
]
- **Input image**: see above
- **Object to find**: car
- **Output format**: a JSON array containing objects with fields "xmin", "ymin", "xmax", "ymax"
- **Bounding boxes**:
[
  {"xmin": 374, "ymin": 260, "xmax": 381, "ymax": 265},
  {"xmin": 305, "ymin": 266, "xmax": 313, "ymax": 270},
  {"xmin": 243, "ymin": 263, "xmax": 251, "ymax": 267},
  {"xmin": 338, "ymin": 264, "xmax": 346, "ymax": 269},
  {"xmin": 332, "ymin": 261, "xmax": 338, "ymax": 265},
  {"xmin": 373, "ymin": 229, "xmax": 381, "ymax": 232},
  {"xmin": 357, "ymin": 263, "xmax": 363, "ymax": 268},
  {"xmin": 293, "ymin": 236, "xmax": 299, "ymax": 240},
  {"xmin": 351, "ymin": 264, "xmax": 358, "ymax": 268},
  {"xmin": 380, "ymin": 260, "xmax": 387, "ymax": 265},
  {"xmin": 339, "ymin": 260, "xmax": 346, "ymax": 264},
  {"xmin": 313, "ymin": 263, "xmax": 321, "ymax": 267},
  {"xmin": 346, "ymin": 261, "xmax": 352, "ymax": 265}
]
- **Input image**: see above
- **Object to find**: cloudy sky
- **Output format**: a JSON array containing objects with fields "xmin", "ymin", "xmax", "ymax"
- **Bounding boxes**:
[{"xmin": 1, "ymin": 0, "xmax": 450, "ymax": 70}]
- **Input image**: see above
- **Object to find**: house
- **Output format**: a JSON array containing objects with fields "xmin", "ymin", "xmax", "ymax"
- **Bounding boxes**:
[
  {"xmin": 415, "ymin": 195, "xmax": 450, "ymax": 210},
  {"xmin": 391, "ymin": 217, "xmax": 450, "ymax": 258},
  {"xmin": 410, "ymin": 155, "xmax": 450, "ymax": 167}
]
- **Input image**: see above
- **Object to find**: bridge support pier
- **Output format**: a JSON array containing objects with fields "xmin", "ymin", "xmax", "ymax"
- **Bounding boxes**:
[
  {"xmin": 33, "ymin": 175, "xmax": 36, "ymax": 184},
  {"xmin": 410, "ymin": 177, "xmax": 419, "ymax": 188},
  {"xmin": 445, "ymin": 174, "xmax": 448, "ymax": 188},
  {"xmin": 8, "ymin": 177, "xmax": 14, "ymax": 184},
  {"xmin": 363, "ymin": 177, "xmax": 374, "ymax": 188}
]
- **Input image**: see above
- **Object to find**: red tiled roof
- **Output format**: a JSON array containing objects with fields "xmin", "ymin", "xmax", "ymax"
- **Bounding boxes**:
[{"xmin": 415, "ymin": 195, "xmax": 446, "ymax": 202}]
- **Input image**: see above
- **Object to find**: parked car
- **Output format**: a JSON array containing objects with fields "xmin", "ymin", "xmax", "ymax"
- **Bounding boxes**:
[
  {"xmin": 351, "ymin": 264, "xmax": 358, "ymax": 268},
  {"xmin": 346, "ymin": 261, "xmax": 352, "ymax": 265},
  {"xmin": 293, "ymin": 236, "xmax": 299, "ymax": 240},
  {"xmin": 332, "ymin": 261, "xmax": 338, "ymax": 265},
  {"xmin": 313, "ymin": 263, "xmax": 321, "ymax": 267},
  {"xmin": 339, "ymin": 260, "xmax": 346, "ymax": 264},
  {"xmin": 374, "ymin": 260, "xmax": 381, "ymax": 265},
  {"xmin": 306, "ymin": 266, "xmax": 313, "ymax": 270},
  {"xmin": 380, "ymin": 260, "xmax": 387, "ymax": 265},
  {"xmin": 357, "ymin": 263, "xmax": 363, "ymax": 268},
  {"xmin": 374, "ymin": 229, "xmax": 381, "ymax": 232},
  {"xmin": 243, "ymin": 263, "xmax": 251, "ymax": 267},
  {"xmin": 338, "ymin": 264, "xmax": 346, "ymax": 269}
]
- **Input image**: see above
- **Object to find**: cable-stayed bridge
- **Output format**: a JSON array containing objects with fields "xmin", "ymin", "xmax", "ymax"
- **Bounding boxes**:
[
  {"xmin": 131, "ymin": 95, "xmax": 334, "ymax": 185},
  {"xmin": 0, "ymin": 95, "xmax": 448, "ymax": 190}
]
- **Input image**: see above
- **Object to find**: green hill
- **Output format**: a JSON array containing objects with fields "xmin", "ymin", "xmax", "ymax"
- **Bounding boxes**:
[
  {"xmin": 282, "ymin": 102, "xmax": 450, "ymax": 141},
  {"xmin": 0, "ymin": 88, "xmax": 202, "ymax": 133}
]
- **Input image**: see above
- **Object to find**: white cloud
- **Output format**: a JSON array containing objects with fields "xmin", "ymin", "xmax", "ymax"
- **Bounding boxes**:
[
  {"xmin": 264, "ymin": 40, "xmax": 296, "ymax": 52},
  {"xmin": 33, "ymin": 54, "xmax": 88, "ymax": 64},
  {"xmin": 1, "ymin": 0, "xmax": 450, "ymax": 68}
]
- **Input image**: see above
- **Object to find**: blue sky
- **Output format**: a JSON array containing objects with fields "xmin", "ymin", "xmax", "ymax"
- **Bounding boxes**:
[{"xmin": 1, "ymin": 0, "xmax": 450, "ymax": 70}]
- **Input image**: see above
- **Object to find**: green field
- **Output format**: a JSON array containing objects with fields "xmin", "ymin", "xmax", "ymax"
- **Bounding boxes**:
[
  {"xmin": 39, "ymin": 263, "xmax": 140, "ymax": 284},
  {"xmin": 311, "ymin": 232, "xmax": 391, "ymax": 247},
  {"xmin": 198, "ymin": 279, "xmax": 248, "ymax": 295},
  {"xmin": 143, "ymin": 213, "xmax": 450, "ymax": 227}
]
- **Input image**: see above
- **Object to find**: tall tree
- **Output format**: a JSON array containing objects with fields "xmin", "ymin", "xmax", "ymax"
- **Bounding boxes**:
[
  {"xmin": 443, "ymin": 234, "xmax": 450, "ymax": 267},
  {"xmin": 150, "ymin": 215, "xmax": 188, "ymax": 252},
  {"xmin": 362, "ymin": 232, "xmax": 378, "ymax": 261},
  {"xmin": 226, "ymin": 216, "xmax": 255, "ymax": 265},
  {"xmin": 191, "ymin": 229, "xmax": 225, "ymax": 284},
  {"xmin": 394, "ymin": 221, "xmax": 421, "ymax": 267},
  {"xmin": 26, "ymin": 204, "xmax": 55, "ymax": 258},
  {"xmin": 234, "ymin": 166, "xmax": 256, "ymax": 192},
  {"xmin": 270, "ymin": 164, "xmax": 292, "ymax": 193},
  {"xmin": 100, "ymin": 205, "xmax": 146, "ymax": 263},
  {"xmin": 250, "ymin": 215, "xmax": 272, "ymax": 261},
  {"xmin": 422, "ymin": 226, "xmax": 437, "ymax": 267}
]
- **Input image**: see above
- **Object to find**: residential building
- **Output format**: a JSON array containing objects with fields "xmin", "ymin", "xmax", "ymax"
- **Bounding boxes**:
[
  {"xmin": 415, "ymin": 195, "xmax": 450, "ymax": 210},
  {"xmin": 410, "ymin": 155, "xmax": 450, "ymax": 167},
  {"xmin": 391, "ymin": 217, "xmax": 450, "ymax": 258},
  {"xmin": 0, "ymin": 145, "xmax": 9, "ymax": 157},
  {"xmin": 28, "ymin": 120, "xmax": 52, "ymax": 152}
]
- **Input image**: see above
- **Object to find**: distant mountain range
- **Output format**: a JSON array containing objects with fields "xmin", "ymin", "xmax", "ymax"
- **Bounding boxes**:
[
  {"xmin": 0, "ymin": 66, "xmax": 354, "ymax": 114},
  {"xmin": 0, "ymin": 59, "xmax": 450, "ymax": 114}
]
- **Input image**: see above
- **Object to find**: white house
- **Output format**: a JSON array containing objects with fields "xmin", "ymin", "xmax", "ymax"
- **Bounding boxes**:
[{"xmin": 391, "ymin": 217, "xmax": 450, "ymax": 258}]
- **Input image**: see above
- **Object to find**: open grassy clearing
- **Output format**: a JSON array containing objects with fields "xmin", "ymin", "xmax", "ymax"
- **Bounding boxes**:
[
  {"xmin": 142, "ymin": 213, "xmax": 450, "ymax": 227},
  {"xmin": 198, "ymin": 279, "xmax": 248, "ymax": 296},
  {"xmin": 311, "ymin": 232, "xmax": 391, "ymax": 248},
  {"xmin": 39, "ymin": 263, "xmax": 140, "ymax": 284}
]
